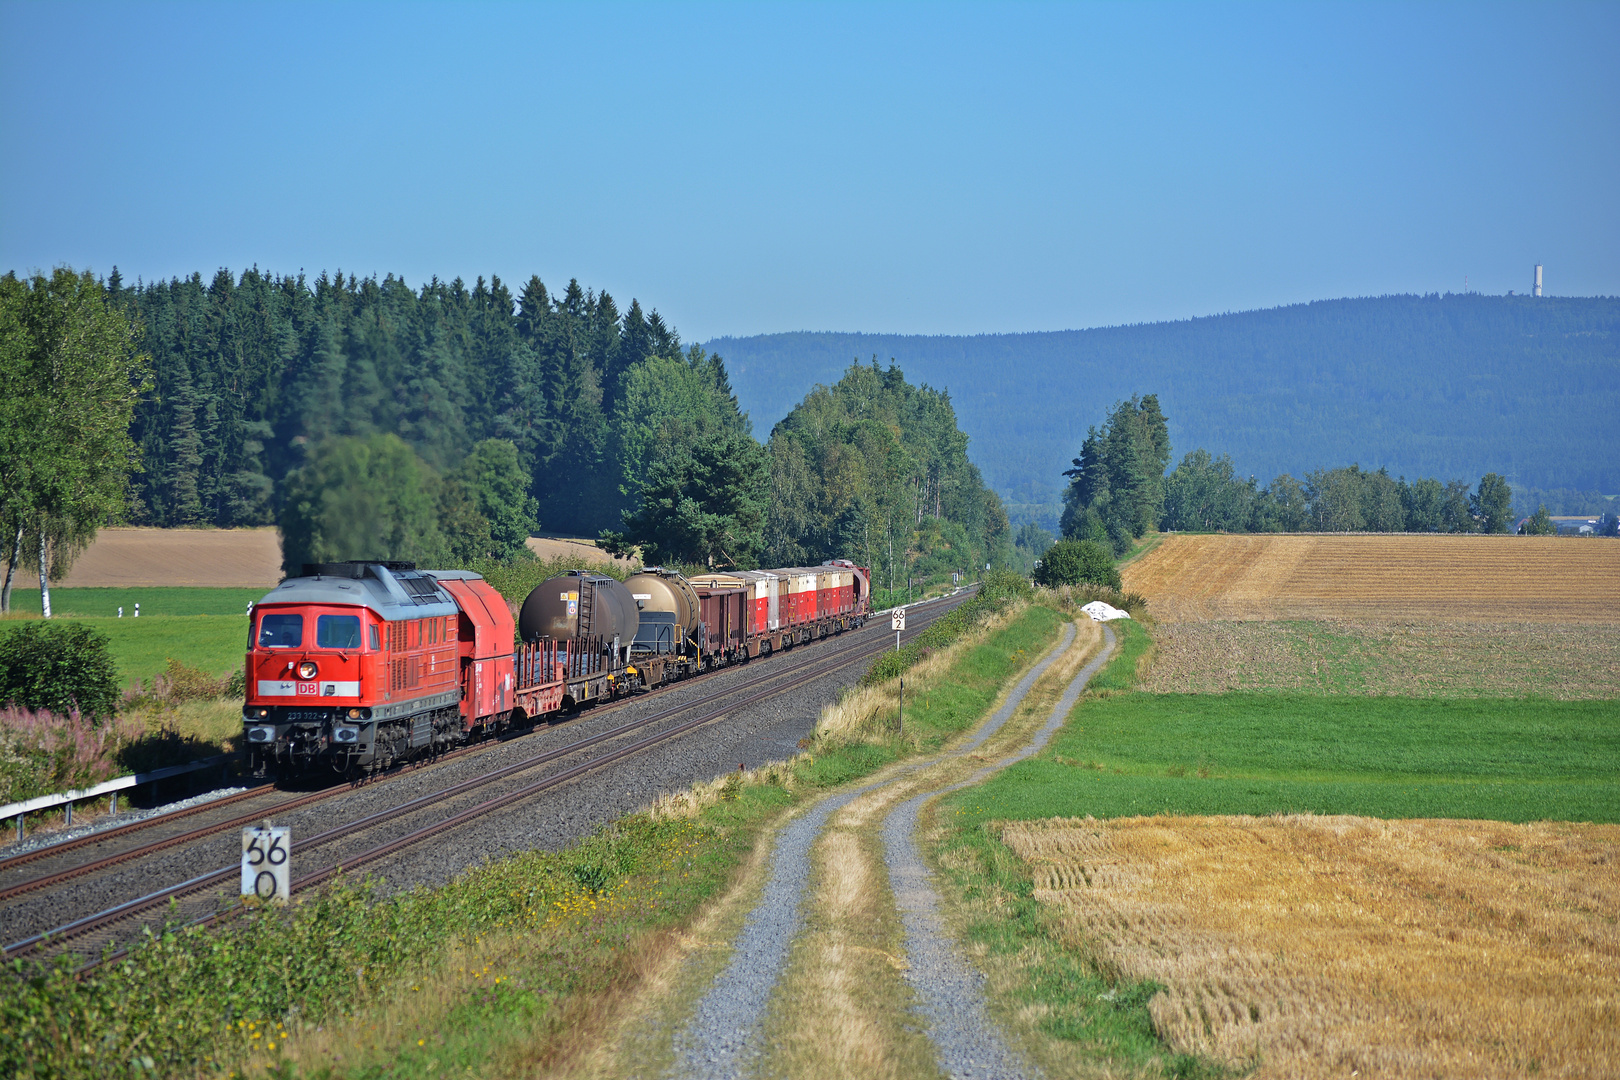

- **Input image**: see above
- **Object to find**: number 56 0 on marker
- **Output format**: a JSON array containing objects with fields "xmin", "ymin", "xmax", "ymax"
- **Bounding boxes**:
[{"xmin": 242, "ymin": 825, "xmax": 290, "ymax": 902}]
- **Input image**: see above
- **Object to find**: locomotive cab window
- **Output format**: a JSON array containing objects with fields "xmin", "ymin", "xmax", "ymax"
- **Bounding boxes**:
[
  {"xmin": 258, "ymin": 613, "xmax": 303, "ymax": 648},
  {"xmin": 317, "ymin": 614, "xmax": 362, "ymax": 649},
  {"xmin": 369, "ymin": 624, "xmax": 380, "ymax": 651}
]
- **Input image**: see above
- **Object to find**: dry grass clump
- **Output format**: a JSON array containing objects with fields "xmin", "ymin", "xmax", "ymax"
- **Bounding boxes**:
[
  {"xmin": 1037, "ymin": 582, "xmax": 1150, "ymax": 617},
  {"xmin": 814, "ymin": 600, "xmax": 1024, "ymax": 747},
  {"xmin": 1143, "ymin": 618, "xmax": 1620, "ymax": 698},
  {"xmin": 1123, "ymin": 534, "xmax": 1620, "ymax": 623},
  {"xmin": 644, "ymin": 761, "xmax": 796, "ymax": 821},
  {"xmin": 1003, "ymin": 814, "xmax": 1620, "ymax": 1078}
]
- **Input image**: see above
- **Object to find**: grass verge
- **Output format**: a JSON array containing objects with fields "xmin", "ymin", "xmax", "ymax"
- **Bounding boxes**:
[{"xmin": 0, "ymin": 605, "xmax": 1065, "ymax": 1079}]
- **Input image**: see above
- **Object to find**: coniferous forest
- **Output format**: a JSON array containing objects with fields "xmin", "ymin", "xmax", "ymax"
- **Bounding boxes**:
[
  {"xmin": 11, "ymin": 267, "xmax": 1007, "ymax": 579},
  {"xmin": 111, "ymin": 268, "xmax": 684, "ymax": 537}
]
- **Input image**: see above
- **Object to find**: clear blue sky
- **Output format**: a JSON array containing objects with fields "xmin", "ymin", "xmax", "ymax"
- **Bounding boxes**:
[{"xmin": 2, "ymin": 1, "xmax": 1615, "ymax": 339}]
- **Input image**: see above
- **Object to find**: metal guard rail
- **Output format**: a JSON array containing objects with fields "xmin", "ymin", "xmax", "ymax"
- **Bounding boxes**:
[{"xmin": 3, "ymin": 753, "xmax": 238, "ymax": 840}]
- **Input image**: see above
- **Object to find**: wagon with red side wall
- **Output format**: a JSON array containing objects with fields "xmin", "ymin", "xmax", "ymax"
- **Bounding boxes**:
[
  {"xmin": 244, "ymin": 562, "xmax": 575, "ymax": 779},
  {"xmin": 688, "ymin": 560, "xmax": 870, "ymax": 659}
]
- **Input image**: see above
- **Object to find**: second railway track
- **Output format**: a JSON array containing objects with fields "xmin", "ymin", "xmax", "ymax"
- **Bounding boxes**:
[
  {"xmin": 3, "ymin": 589, "xmax": 971, "ymax": 965},
  {"xmin": 0, "ymin": 591, "xmax": 959, "ymax": 902}
]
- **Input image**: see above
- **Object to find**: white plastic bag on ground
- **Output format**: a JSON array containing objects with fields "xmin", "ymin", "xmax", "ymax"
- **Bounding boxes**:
[{"xmin": 1081, "ymin": 600, "xmax": 1131, "ymax": 622}]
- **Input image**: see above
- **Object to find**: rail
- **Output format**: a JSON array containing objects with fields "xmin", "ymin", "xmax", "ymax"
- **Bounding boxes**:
[
  {"xmin": 2, "ymin": 591, "xmax": 969, "ymax": 861},
  {"xmin": 9, "ymin": 591, "xmax": 976, "ymax": 968},
  {"xmin": 2, "ymin": 753, "xmax": 238, "ymax": 841}
]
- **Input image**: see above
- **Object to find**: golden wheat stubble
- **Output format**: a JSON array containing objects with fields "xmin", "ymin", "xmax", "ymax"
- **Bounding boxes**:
[
  {"xmin": 1003, "ymin": 814, "xmax": 1620, "ymax": 1079},
  {"xmin": 1122, "ymin": 534, "xmax": 1620, "ymax": 624}
]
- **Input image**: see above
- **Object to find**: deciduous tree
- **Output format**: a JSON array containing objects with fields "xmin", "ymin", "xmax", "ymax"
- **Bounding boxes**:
[
  {"xmin": 1521, "ymin": 504, "xmax": 1555, "ymax": 535},
  {"xmin": 0, "ymin": 270, "xmax": 150, "ymax": 615},
  {"xmin": 606, "ymin": 429, "xmax": 768, "ymax": 568},
  {"xmin": 1471, "ymin": 473, "xmax": 1514, "ymax": 534},
  {"xmin": 1032, "ymin": 538, "xmax": 1121, "ymax": 589},
  {"xmin": 277, "ymin": 434, "xmax": 447, "ymax": 572}
]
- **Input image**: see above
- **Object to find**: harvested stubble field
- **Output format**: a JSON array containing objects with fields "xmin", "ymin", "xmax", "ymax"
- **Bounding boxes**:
[
  {"xmin": 24, "ymin": 527, "xmax": 284, "ymax": 588},
  {"xmin": 1002, "ymin": 815, "xmax": 1620, "ymax": 1079},
  {"xmin": 1122, "ymin": 533, "xmax": 1620, "ymax": 623},
  {"xmin": 5, "ymin": 528, "xmax": 627, "ymax": 593},
  {"xmin": 1143, "ymin": 618, "xmax": 1620, "ymax": 698}
]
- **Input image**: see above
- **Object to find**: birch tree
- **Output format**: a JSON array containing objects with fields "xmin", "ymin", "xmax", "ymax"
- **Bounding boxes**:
[{"xmin": 0, "ymin": 270, "xmax": 150, "ymax": 614}]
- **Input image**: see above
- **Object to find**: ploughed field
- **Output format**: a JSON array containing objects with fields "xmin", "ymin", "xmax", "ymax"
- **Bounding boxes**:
[
  {"xmin": 1002, "ymin": 815, "xmax": 1619, "ymax": 1078},
  {"xmin": 15, "ymin": 527, "xmax": 284, "ymax": 589},
  {"xmin": 1121, "ymin": 533, "xmax": 1620, "ymax": 623}
]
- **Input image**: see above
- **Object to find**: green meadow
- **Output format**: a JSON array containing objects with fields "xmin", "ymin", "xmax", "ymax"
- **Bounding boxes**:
[
  {"xmin": 2, "ymin": 588, "xmax": 263, "ymax": 685},
  {"xmin": 5, "ymin": 586, "xmax": 265, "ymax": 618},
  {"xmin": 952, "ymin": 620, "xmax": 1620, "ymax": 825}
]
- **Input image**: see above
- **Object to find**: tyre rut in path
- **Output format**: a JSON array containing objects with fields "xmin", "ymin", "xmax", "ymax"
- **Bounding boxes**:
[
  {"xmin": 672, "ymin": 619, "xmax": 1113, "ymax": 1080},
  {"xmin": 881, "ymin": 622, "xmax": 1115, "ymax": 1080}
]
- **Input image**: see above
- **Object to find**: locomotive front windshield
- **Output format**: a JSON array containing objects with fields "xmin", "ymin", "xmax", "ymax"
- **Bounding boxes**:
[
  {"xmin": 317, "ymin": 614, "xmax": 362, "ymax": 649},
  {"xmin": 257, "ymin": 613, "xmax": 303, "ymax": 648}
]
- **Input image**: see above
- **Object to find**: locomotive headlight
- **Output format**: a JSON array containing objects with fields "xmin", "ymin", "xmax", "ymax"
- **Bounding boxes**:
[
  {"xmin": 298, "ymin": 660, "xmax": 318, "ymax": 680},
  {"xmin": 253, "ymin": 707, "xmax": 270, "ymax": 718},
  {"xmin": 347, "ymin": 707, "xmax": 363, "ymax": 719}
]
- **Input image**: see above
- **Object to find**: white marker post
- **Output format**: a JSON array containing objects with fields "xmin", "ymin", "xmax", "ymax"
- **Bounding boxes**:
[
  {"xmin": 891, "ymin": 608, "xmax": 907, "ymax": 732},
  {"xmin": 242, "ymin": 822, "xmax": 290, "ymax": 903}
]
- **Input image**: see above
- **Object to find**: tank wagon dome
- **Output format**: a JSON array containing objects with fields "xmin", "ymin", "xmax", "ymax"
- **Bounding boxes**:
[
  {"xmin": 624, "ymin": 567, "xmax": 700, "ymax": 634},
  {"xmin": 519, "ymin": 570, "xmax": 641, "ymax": 644}
]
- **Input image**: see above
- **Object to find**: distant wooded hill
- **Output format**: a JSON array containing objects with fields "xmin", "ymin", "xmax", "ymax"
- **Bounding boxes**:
[{"xmin": 707, "ymin": 294, "xmax": 1619, "ymax": 525}]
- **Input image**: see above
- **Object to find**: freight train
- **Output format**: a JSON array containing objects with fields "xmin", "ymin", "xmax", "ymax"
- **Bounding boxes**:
[{"xmin": 242, "ymin": 558, "xmax": 871, "ymax": 779}]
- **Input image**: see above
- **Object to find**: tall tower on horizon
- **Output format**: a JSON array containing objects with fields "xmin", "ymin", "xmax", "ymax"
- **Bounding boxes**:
[{"xmin": 1534, "ymin": 264, "xmax": 1544, "ymax": 297}]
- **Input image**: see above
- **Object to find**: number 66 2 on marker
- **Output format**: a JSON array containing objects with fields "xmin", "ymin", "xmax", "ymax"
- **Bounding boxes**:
[{"xmin": 241, "ymin": 825, "xmax": 291, "ymax": 902}]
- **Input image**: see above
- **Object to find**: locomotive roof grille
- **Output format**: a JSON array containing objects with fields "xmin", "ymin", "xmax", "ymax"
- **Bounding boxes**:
[
  {"xmin": 262, "ymin": 561, "xmax": 457, "ymax": 620},
  {"xmin": 397, "ymin": 575, "xmax": 445, "ymax": 604}
]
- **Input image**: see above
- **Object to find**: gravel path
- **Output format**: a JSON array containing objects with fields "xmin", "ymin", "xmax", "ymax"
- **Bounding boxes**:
[
  {"xmin": 670, "ymin": 619, "xmax": 1106, "ymax": 1080},
  {"xmin": 881, "ymin": 624, "xmax": 1114, "ymax": 1080},
  {"xmin": 671, "ymin": 778, "xmax": 885, "ymax": 1079}
]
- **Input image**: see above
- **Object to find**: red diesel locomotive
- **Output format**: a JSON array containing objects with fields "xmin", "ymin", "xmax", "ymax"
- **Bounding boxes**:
[
  {"xmin": 244, "ymin": 561, "xmax": 569, "ymax": 778},
  {"xmin": 243, "ymin": 558, "xmax": 871, "ymax": 779}
]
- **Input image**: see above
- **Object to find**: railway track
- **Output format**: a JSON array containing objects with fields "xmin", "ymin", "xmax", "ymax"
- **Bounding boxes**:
[
  {"xmin": 4, "ymin": 590, "xmax": 970, "ymax": 967},
  {"xmin": 0, "ymin": 592, "xmax": 952, "ymax": 902}
]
